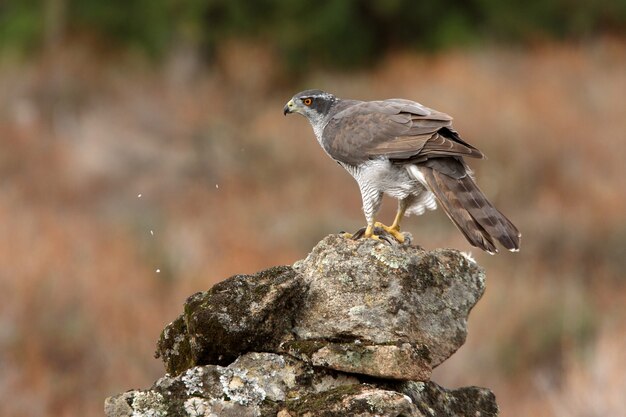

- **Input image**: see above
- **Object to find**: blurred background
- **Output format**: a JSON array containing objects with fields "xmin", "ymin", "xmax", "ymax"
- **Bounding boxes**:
[{"xmin": 0, "ymin": 1, "xmax": 625, "ymax": 416}]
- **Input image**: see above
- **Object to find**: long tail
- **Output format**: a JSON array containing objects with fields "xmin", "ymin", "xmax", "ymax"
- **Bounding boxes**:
[{"xmin": 414, "ymin": 161, "xmax": 521, "ymax": 254}]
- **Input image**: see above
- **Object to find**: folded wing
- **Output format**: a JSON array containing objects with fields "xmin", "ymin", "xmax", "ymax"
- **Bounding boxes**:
[{"xmin": 323, "ymin": 99, "xmax": 483, "ymax": 165}]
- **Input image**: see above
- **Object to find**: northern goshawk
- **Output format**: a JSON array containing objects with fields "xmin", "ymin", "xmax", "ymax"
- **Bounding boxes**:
[{"xmin": 284, "ymin": 89, "xmax": 520, "ymax": 254}]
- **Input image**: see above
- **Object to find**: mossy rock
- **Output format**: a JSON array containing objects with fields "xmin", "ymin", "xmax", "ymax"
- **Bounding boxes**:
[{"xmin": 156, "ymin": 266, "xmax": 305, "ymax": 374}]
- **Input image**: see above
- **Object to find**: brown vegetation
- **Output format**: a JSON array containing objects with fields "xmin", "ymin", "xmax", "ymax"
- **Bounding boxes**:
[{"xmin": 0, "ymin": 38, "xmax": 625, "ymax": 416}]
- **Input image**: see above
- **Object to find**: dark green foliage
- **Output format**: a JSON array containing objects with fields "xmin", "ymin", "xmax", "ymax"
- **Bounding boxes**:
[
  {"xmin": 0, "ymin": 0, "xmax": 44, "ymax": 53},
  {"xmin": 2, "ymin": 0, "xmax": 625, "ymax": 66},
  {"xmin": 69, "ymin": 0, "xmax": 171, "ymax": 56}
]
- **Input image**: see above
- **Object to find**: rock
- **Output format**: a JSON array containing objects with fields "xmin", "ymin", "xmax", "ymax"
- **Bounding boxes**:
[
  {"xmin": 104, "ymin": 392, "xmax": 133, "ymax": 417},
  {"xmin": 156, "ymin": 266, "xmax": 304, "ymax": 374},
  {"xmin": 283, "ymin": 340, "xmax": 431, "ymax": 381},
  {"xmin": 290, "ymin": 235, "xmax": 485, "ymax": 369},
  {"xmin": 156, "ymin": 235, "xmax": 484, "ymax": 379},
  {"xmin": 105, "ymin": 352, "xmax": 497, "ymax": 417},
  {"xmin": 108, "ymin": 234, "xmax": 497, "ymax": 416},
  {"xmin": 105, "ymin": 352, "xmax": 358, "ymax": 417},
  {"xmin": 279, "ymin": 385, "xmax": 417, "ymax": 417},
  {"xmin": 399, "ymin": 381, "xmax": 499, "ymax": 417}
]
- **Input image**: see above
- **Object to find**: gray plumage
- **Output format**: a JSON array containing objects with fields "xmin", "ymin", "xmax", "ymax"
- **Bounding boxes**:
[{"xmin": 284, "ymin": 89, "xmax": 520, "ymax": 253}]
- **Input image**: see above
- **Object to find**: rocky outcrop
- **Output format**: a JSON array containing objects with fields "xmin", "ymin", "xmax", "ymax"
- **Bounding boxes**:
[
  {"xmin": 105, "ymin": 352, "xmax": 496, "ymax": 417},
  {"xmin": 156, "ymin": 266, "xmax": 304, "ymax": 373},
  {"xmin": 106, "ymin": 234, "xmax": 496, "ymax": 416}
]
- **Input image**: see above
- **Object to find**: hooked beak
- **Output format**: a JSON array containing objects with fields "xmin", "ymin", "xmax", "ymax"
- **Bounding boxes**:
[{"xmin": 283, "ymin": 99, "xmax": 294, "ymax": 115}]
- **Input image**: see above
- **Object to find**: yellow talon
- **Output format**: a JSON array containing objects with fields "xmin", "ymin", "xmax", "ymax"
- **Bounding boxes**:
[
  {"xmin": 350, "ymin": 223, "xmax": 403, "ymax": 242},
  {"xmin": 374, "ymin": 222, "xmax": 405, "ymax": 243},
  {"xmin": 363, "ymin": 224, "xmax": 381, "ymax": 240}
]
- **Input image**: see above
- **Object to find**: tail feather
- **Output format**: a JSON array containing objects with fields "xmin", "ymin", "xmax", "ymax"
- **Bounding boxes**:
[
  {"xmin": 417, "ymin": 163, "xmax": 521, "ymax": 253},
  {"xmin": 453, "ymin": 174, "xmax": 520, "ymax": 251}
]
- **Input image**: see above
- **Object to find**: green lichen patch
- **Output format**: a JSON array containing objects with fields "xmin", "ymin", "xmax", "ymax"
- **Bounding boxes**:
[
  {"xmin": 282, "ymin": 384, "xmax": 366, "ymax": 415},
  {"xmin": 130, "ymin": 390, "xmax": 167, "ymax": 417},
  {"xmin": 398, "ymin": 381, "xmax": 499, "ymax": 417},
  {"xmin": 371, "ymin": 247, "xmax": 409, "ymax": 270},
  {"xmin": 311, "ymin": 342, "xmax": 432, "ymax": 381},
  {"xmin": 155, "ymin": 316, "xmax": 194, "ymax": 375},
  {"xmin": 281, "ymin": 339, "xmax": 327, "ymax": 359},
  {"xmin": 281, "ymin": 384, "xmax": 416, "ymax": 416},
  {"xmin": 154, "ymin": 265, "xmax": 305, "ymax": 374}
]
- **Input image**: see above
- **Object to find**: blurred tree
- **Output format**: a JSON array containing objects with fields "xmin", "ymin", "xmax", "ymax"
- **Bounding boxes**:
[
  {"xmin": 70, "ymin": 0, "xmax": 171, "ymax": 56},
  {"xmin": 0, "ymin": 0, "xmax": 44, "ymax": 54},
  {"xmin": 43, "ymin": 0, "xmax": 66, "ymax": 50},
  {"xmin": 1, "ymin": 0, "xmax": 625, "ymax": 66}
]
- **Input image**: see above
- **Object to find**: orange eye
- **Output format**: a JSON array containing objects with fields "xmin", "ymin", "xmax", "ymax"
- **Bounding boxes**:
[{"xmin": 303, "ymin": 98, "xmax": 312, "ymax": 106}]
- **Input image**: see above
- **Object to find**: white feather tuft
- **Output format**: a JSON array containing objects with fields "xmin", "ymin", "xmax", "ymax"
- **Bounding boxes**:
[
  {"xmin": 461, "ymin": 252, "xmax": 476, "ymax": 264},
  {"xmin": 407, "ymin": 164, "xmax": 428, "ymax": 187}
]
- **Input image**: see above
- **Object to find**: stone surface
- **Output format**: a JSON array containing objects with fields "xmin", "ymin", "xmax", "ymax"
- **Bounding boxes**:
[
  {"xmin": 156, "ymin": 266, "xmax": 303, "ymax": 374},
  {"xmin": 398, "ymin": 381, "xmax": 499, "ymax": 417},
  {"xmin": 156, "ymin": 235, "xmax": 485, "ymax": 379},
  {"xmin": 105, "ymin": 352, "xmax": 497, "ymax": 417},
  {"xmin": 291, "ymin": 234, "xmax": 485, "ymax": 368},
  {"xmin": 283, "ymin": 340, "xmax": 431, "ymax": 381},
  {"xmin": 279, "ymin": 385, "xmax": 417, "ymax": 416},
  {"xmin": 108, "ymin": 234, "xmax": 497, "ymax": 416}
]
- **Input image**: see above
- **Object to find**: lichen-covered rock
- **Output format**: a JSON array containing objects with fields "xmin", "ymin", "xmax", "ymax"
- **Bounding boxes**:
[
  {"xmin": 105, "ymin": 390, "xmax": 168, "ymax": 417},
  {"xmin": 279, "ymin": 384, "xmax": 417, "ymax": 416},
  {"xmin": 398, "ymin": 381, "xmax": 499, "ymax": 417},
  {"xmin": 104, "ymin": 352, "xmax": 498, "ymax": 417},
  {"xmin": 108, "ymin": 234, "xmax": 497, "ymax": 416},
  {"xmin": 105, "ymin": 352, "xmax": 360, "ymax": 417},
  {"xmin": 156, "ymin": 266, "xmax": 303, "ymax": 374},
  {"xmin": 291, "ymin": 234, "xmax": 485, "ymax": 368},
  {"xmin": 155, "ymin": 234, "xmax": 484, "ymax": 379},
  {"xmin": 283, "ymin": 340, "xmax": 431, "ymax": 381}
]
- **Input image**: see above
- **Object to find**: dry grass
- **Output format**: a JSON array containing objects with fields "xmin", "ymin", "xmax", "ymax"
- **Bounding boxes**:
[{"xmin": 0, "ymin": 38, "xmax": 624, "ymax": 416}]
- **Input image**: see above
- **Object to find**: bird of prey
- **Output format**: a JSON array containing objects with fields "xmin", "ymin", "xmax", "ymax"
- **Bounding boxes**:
[{"xmin": 283, "ymin": 89, "xmax": 520, "ymax": 254}]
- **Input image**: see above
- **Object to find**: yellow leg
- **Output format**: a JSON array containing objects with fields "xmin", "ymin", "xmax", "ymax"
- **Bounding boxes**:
[
  {"xmin": 363, "ymin": 224, "xmax": 380, "ymax": 240},
  {"xmin": 390, "ymin": 207, "xmax": 405, "ymax": 230},
  {"xmin": 348, "ymin": 213, "xmax": 405, "ymax": 242},
  {"xmin": 374, "ymin": 206, "xmax": 406, "ymax": 243}
]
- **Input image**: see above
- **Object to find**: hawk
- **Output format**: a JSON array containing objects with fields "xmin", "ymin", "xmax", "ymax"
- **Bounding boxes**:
[{"xmin": 284, "ymin": 89, "xmax": 520, "ymax": 254}]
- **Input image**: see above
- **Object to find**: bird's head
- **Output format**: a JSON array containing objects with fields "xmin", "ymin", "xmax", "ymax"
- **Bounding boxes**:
[{"xmin": 283, "ymin": 90, "xmax": 337, "ymax": 123}]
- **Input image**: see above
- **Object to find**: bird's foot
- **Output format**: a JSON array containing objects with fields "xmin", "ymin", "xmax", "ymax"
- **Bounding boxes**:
[
  {"xmin": 364, "ymin": 229, "xmax": 382, "ymax": 241},
  {"xmin": 374, "ymin": 222, "xmax": 405, "ymax": 243},
  {"xmin": 347, "ymin": 225, "xmax": 388, "ymax": 242}
]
